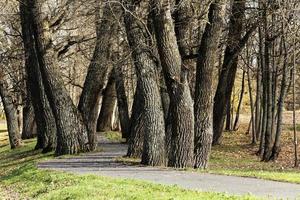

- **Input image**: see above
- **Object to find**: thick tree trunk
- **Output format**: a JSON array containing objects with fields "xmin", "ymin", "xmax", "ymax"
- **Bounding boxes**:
[
  {"xmin": 21, "ymin": 100, "xmax": 36, "ymax": 139},
  {"xmin": 213, "ymin": 0, "xmax": 246, "ymax": 145},
  {"xmin": 97, "ymin": 72, "xmax": 117, "ymax": 132},
  {"xmin": 194, "ymin": 0, "xmax": 226, "ymax": 169},
  {"xmin": 0, "ymin": 77, "xmax": 21, "ymax": 149},
  {"xmin": 124, "ymin": 2, "xmax": 166, "ymax": 166},
  {"xmin": 27, "ymin": 0, "xmax": 89, "ymax": 155},
  {"xmin": 151, "ymin": 0, "xmax": 194, "ymax": 168},
  {"xmin": 78, "ymin": 1, "xmax": 118, "ymax": 150},
  {"xmin": 19, "ymin": 1, "xmax": 56, "ymax": 152}
]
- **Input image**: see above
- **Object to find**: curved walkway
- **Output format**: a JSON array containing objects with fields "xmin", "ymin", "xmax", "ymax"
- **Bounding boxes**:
[{"xmin": 38, "ymin": 139, "xmax": 300, "ymax": 199}]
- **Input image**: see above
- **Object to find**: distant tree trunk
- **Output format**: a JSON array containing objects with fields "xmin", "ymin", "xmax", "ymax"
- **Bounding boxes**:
[
  {"xmin": 151, "ymin": 0, "xmax": 194, "ymax": 168},
  {"xmin": 27, "ymin": 0, "xmax": 89, "ymax": 155},
  {"xmin": 0, "ymin": 77, "xmax": 21, "ymax": 149},
  {"xmin": 271, "ymin": 30, "xmax": 288, "ymax": 160},
  {"xmin": 225, "ymin": 100, "xmax": 232, "ymax": 131},
  {"xmin": 124, "ymin": 2, "xmax": 166, "ymax": 166},
  {"xmin": 78, "ymin": 1, "xmax": 118, "ymax": 150},
  {"xmin": 233, "ymin": 70, "xmax": 246, "ymax": 130},
  {"xmin": 292, "ymin": 33, "xmax": 298, "ymax": 167},
  {"xmin": 127, "ymin": 84, "xmax": 145, "ymax": 158},
  {"xmin": 21, "ymin": 100, "xmax": 36, "ymax": 139},
  {"xmin": 97, "ymin": 72, "xmax": 117, "ymax": 132},
  {"xmin": 213, "ymin": 0, "xmax": 246, "ymax": 145},
  {"xmin": 262, "ymin": 7, "xmax": 273, "ymax": 161},
  {"xmin": 194, "ymin": 0, "xmax": 226, "ymax": 169},
  {"xmin": 255, "ymin": 61, "xmax": 262, "ymax": 140},
  {"xmin": 247, "ymin": 64, "xmax": 256, "ymax": 144},
  {"xmin": 115, "ymin": 67, "xmax": 130, "ymax": 140},
  {"xmin": 19, "ymin": 1, "xmax": 56, "ymax": 152}
]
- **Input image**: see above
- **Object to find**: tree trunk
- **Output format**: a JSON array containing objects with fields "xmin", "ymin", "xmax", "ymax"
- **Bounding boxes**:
[
  {"xmin": 27, "ymin": 0, "xmax": 89, "ymax": 155},
  {"xmin": 233, "ymin": 70, "xmax": 246, "ymax": 130},
  {"xmin": 194, "ymin": 0, "xmax": 226, "ymax": 169},
  {"xmin": 19, "ymin": 1, "xmax": 56, "ymax": 152},
  {"xmin": 21, "ymin": 100, "xmax": 36, "ymax": 139},
  {"xmin": 262, "ymin": 7, "xmax": 273, "ymax": 161},
  {"xmin": 124, "ymin": 2, "xmax": 166, "ymax": 166},
  {"xmin": 247, "ymin": 64, "xmax": 256, "ymax": 144},
  {"xmin": 151, "ymin": 0, "xmax": 194, "ymax": 168},
  {"xmin": 78, "ymin": 1, "xmax": 118, "ymax": 150},
  {"xmin": 115, "ymin": 67, "xmax": 130, "ymax": 140},
  {"xmin": 225, "ymin": 100, "xmax": 232, "ymax": 131},
  {"xmin": 97, "ymin": 72, "xmax": 117, "ymax": 132},
  {"xmin": 270, "ymin": 30, "xmax": 288, "ymax": 160},
  {"xmin": 127, "ymin": 84, "xmax": 145, "ymax": 158},
  {"xmin": 213, "ymin": 0, "xmax": 246, "ymax": 145},
  {"xmin": 0, "ymin": 76, "xmax": 21, "ymax": 149}
]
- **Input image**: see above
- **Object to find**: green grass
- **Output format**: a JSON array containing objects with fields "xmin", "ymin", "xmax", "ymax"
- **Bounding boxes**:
[
  {"xmin": 102, "ymin": 131, "xmax": 125, "ymax": 143},
  {"xmin": 0, "ymin": 127, "xmax": 256, "ymax": 200}
]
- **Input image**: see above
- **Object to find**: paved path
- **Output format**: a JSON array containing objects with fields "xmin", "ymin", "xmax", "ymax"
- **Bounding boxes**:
[{"xmin": 38, "ymin": 139, "xmax": 300, "ymax": 199}]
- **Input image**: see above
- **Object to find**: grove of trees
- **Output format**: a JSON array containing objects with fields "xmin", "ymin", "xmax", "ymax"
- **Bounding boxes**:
[{"xmin": 0, "ymin": 0, "xmax": 299, "ymax": 168}]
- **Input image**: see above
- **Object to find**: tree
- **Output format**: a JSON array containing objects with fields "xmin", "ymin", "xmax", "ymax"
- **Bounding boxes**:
[
  {"xmin": 78, "ymin": 1, "xmax": 120, "ymax": 150},
  {"xmin": 0, "ymin": 72, "xmax": 21, "ymax": 149},
  {"xmin": 213, "ymin": 0, "xmax": 247, "ymax": 145},
  {"xmin": 194, "ymin": 0, "xmax": 226, "ymax": 168},
  {"xmin": 151, "ymin": 0, "xmax": 194, "ymax": 168},
  {"xmin": 124, "ymin": 1, "xmax": 166, "ymax": 166},
  {"xmin": 23, "ymin": 0, "xmax": 89, "ymax": 155}
]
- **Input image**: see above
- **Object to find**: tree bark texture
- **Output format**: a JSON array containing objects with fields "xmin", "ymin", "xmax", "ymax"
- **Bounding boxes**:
[
  {"xmin": 194, "ymin": 0, "xmax": 226, "ymax": 169},
  {"xmin": 151, "ymin": 0, "xmax": 194, "ymax": 168},
  {"xmin": 124, "ymin": 1, "xmax": 166, "ymax": 166}
]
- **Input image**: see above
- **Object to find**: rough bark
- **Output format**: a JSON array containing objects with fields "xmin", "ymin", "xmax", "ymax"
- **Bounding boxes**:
[
  {"xmin": 127, "ymin": 84, "xmax": 145, "ymax": 158},
  {"xmin": 213, "ymin": 0, "xmax": 246, "ymax": 145},
  {"xmin": 19, "ymin": 1, "xmax": 56, "ymax": 152},
  {"xmin": 194, "ymin": 0, "xmax": 226, "ymax": 169},
  {"xmin": 78, "ymin": 1, "xmax": 118, "ymax": 150},
  {"xmin": 151, "ymin": 0, "xmax": 194, "ymax": 168},
  {"xmin": 124, "ymin": 1, "xmax": 166, "ymax": 166},
  {"xmin": 27, "ymin": 0, "xmax": 89, "ymax": 155}
]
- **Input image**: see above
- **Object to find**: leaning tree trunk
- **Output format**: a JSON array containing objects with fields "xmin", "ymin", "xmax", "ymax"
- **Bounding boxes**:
[
  {"xmin": 0, "ymin": 76, "xmax": 21, "ymax": 149},
  {"xmin": 194, "ymin": 0, "xmax": 226, "ymax": 169},
  {"xmin": 124, "ymin": 2, "xmax": 166, "ymax": 166},
  {"xmin": 20, "ymin": 0, "xmax": 56, "ymax": 152},
  {"xmin": 151, "ymin": 0, "xmax": 194, "ymax": 168},
  {"xmin": 78, "ymin": 1, "xmax": 119, "ymax": 150},
  {"xmin": 213, "ymin": 0, "xmax": 246, "ymax": 145},
  {"xmin": 97, "ymin": 72, "xmax": 117, "ymax": 132},
  {"xmin": 27, "ymin": 0, "xmax": 89, "ymax": 155}
]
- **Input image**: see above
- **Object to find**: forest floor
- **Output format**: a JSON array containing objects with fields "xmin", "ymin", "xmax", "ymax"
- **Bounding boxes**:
[{"xmin": 1, "ymin": 114, "xmax": 300, "ymax": 199}]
